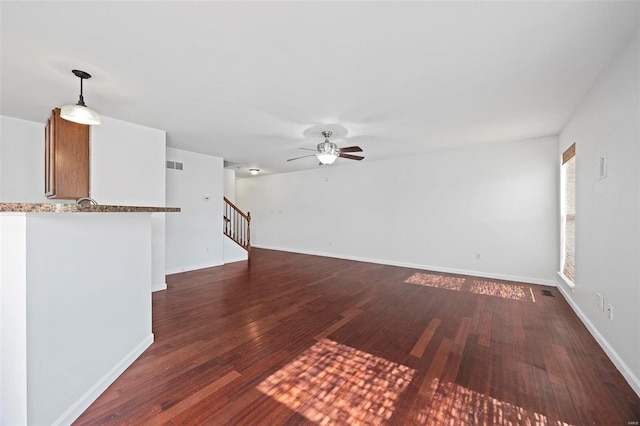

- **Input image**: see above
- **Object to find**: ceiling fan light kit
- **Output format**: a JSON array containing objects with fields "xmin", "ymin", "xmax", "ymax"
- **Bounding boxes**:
[
  {"xmin": 316, "ymin": 131, "xmax": 339, "ymax": 164},
  {"xmin": 317, "ymin": 152, "xmax": 338, "ymax": 165},
  {"xmin": 60, "ymin": 69, "xmax": 101, "ymax": 125}
]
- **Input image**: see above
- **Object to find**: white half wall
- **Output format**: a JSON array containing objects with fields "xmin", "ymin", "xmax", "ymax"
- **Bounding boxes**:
[
  {"xmin": 166, "ymin": 148, "xmax": 225, "ymax": 273},
  {"xmin": 1, "ymin": 212, "xmax": 154, "ymax": 426},
  {"xmin": 223, "ymin": 237, "xmax": 249, "ymax": 264},
  {"xmin": 237, "ymin": 136, "xmax": 559, "ymax": 285},
  {"xmin": 557, "ymin": 31, "xmax": 640, "ymax": 395}
]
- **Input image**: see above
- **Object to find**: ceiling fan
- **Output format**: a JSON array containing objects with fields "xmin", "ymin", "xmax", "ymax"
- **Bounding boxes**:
[{"xmin": 287, "ymin": 131, "xmax": 364, "ymax": 165}]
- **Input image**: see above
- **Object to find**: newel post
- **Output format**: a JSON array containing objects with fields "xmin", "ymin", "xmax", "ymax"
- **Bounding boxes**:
[
  {"xmin": 247, "ymin": 212, "xmax": 251, "ymax": 260},
  {"xmin": 247, "ymin": 212, "xmax": 251, "ymax": 247}
]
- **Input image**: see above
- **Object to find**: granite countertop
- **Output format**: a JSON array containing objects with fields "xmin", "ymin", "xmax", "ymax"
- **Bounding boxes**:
[{"xmin": 0, "ymin": 203, "xmax": 180, "ymax": 213}]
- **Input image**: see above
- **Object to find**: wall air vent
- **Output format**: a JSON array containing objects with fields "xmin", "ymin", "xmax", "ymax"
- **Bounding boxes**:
[{"xmin": 166, "ymin": 161, "xmax": 184, "ymax": 170}]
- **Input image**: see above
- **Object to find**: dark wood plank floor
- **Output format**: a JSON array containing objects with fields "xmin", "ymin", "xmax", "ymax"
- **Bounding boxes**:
[{"xmin": 75, "ymin": 248, "xmax": 640, "ymax": 425}]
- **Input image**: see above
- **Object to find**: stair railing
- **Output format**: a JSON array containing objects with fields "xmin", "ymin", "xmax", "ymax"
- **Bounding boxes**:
[{"xmin": 223, "ymin": 197, "xmax": 251, "ymax": 258}]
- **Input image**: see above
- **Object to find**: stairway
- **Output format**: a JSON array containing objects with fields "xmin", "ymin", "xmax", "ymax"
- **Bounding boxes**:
[{"xmin": 223, "ymin": 197, "xmax": 251, "ymax": 259}]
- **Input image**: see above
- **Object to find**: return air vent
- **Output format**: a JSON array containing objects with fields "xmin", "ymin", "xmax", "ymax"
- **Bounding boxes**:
[
  {"xmin": 166, "ymin": 161, "xmax": 184, "ymax": 170},
  {"xmin": 541, "ymin": 289, "xmax": 555, "ymax": 297}
]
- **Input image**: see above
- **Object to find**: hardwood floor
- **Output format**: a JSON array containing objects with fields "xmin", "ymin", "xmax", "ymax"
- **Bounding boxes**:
[{"xmin": 75, "ymin": 248, "xmax": 640, "ymax": 425}]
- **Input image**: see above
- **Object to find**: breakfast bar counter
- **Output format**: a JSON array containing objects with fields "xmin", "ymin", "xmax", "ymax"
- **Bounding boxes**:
[
  {"xmin": 0, "ymin": 202, "xmax": 180, "ymax": 213},
  {"xmin": 1, "ymin": 203, "xmax": 179, "ymax": 425}
]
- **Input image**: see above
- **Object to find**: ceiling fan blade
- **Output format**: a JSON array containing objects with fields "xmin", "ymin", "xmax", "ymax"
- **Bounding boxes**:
[
  {"xmin": 287, "ymin": 154, "xmax": 316, "ymax": 162},
  {"xmin": 299, "ymin": 148, "xmax": 318, "ymax": 152},
  {"xmin": 339, "ymin": 146, "xmax": 363, "ymax": 153},
  {"xmin": 339, "ymin": 153, "xmax": 364, "ymax": 161}
]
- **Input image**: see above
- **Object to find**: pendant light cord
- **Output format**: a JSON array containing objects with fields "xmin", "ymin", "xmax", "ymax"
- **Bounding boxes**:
[{"xmin": 77, "ymin": 77, "xmax": 85, "ymax": 106}]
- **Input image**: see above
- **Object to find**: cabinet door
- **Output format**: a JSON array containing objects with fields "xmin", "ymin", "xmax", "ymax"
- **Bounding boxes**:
[{"xmin": 45, "ymin": 108, "xmax": 89, "ymax": 199}]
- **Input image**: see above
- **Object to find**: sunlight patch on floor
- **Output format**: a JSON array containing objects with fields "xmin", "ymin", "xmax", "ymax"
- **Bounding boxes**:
[
  {"xmin": 256, "ymin": 338, "xmax": 415, "ymax": 425},
  {"xmin": 470, "ymin": 280, "xmax": 533, "ymax": 301},
  {"xmin": 405, "ymin": 273, "xmax": 535, "ymax": 302},
  {"xmin": 405, "ymin": 273, "xmax": 465, "ymax": 290},
  {"xmin": 414, "ymin": 379, "xmax": 572, "ymax": 426}
]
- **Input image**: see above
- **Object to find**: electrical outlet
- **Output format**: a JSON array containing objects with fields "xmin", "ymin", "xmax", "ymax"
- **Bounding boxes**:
[
  {"xmin": 475, "ymin": 252, "xmax": 482, "ymax": 261},
  {"xmin": 607, "ymin": 304, "xmax": 613, "ymax": 320}
]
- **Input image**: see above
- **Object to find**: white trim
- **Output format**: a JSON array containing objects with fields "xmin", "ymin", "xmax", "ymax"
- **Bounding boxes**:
[
  {"xmin": 223, "ymin": 257, "xmax": 249, "ymax": 265},
  {"xmin": 53, "ymin": 334, "xmax": 154, "ymax": 426},
  {"xmin": 556, "ymin": 271, "xmax": 575, "ymax": 291},
  {"xmin": 253, "ymin": 245, "xmax": 557, "ymax": 287},
  {"xmin": 556, "ymin": 284, "xmax": 640, "ymax": 398},
  {"xmin": 165, "ymin": 261, "xmax": 224, "ymax": 275},
  {"xmin": 152, "ymin": 282, "xmax": 167, "ymax": 292}
]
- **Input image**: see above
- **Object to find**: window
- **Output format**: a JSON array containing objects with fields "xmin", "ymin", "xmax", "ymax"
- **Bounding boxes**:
[{"xmin": 561, "ymin": 144, "xmax": 576, "ymax": 283}]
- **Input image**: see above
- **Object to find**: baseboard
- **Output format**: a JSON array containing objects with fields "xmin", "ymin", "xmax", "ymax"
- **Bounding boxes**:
[
  {"xmin": 223, "ymin": 257, "xmax": 249, "ymax": 265},
  {"xmin": 165, "ymin": 261, "xmax": 224, "ymax": 275},
  {"xmin": 253, "ymin": 245, "xmax": 557, "ymax": 287},
  {"xmin": 53, "ymin": 333, "xmax": 154, "ymax": 426},
  {"xmin": 556, "ymin": 283, "xmax": 640, "ymax": 398},
  {"xmin": 152, "ymin": 282, "xmax": 167, "ymax": 292}
]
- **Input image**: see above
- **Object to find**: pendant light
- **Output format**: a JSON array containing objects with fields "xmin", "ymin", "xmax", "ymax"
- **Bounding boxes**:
[{"xmin": 60, "ymin": 70, "xmax": 101, "ymax": 125}]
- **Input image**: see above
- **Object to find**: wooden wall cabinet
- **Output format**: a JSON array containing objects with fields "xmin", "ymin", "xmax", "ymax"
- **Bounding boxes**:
[{"xmin": 45, "ymin": 108, "xmax": 90, "ymax": 199}]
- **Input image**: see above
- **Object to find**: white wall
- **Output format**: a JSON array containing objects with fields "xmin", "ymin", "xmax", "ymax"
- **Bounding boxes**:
[
  {"xmin": 0, "ymin": 116, "xmax": 50, "ymax": 203},
  {"xmin": 90, "ymin": 117, "xmax": 167, "ymax": 291},
  {"xmin": 224, "ymin": 168, "xmax": 236, "ymax": 202},
  {"xmin": 557, "ymin": 31, "xmax": 640, "ymax": 395},
  {"xmin": 90, "ymin": 117, "xmax": 165, "ymax": 206},
  {"xmin": 237, "ymin": 136, "xmax": 559, "ymax": 285},
  {"xmin": 166, "ymin": 148, "xmax": 225, "ymax": 273}
]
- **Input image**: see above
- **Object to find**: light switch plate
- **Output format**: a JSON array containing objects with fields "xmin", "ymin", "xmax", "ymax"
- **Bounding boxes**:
[{"xmin": 598, "ymin": 154, "xmax": 607, "ymax": 179}]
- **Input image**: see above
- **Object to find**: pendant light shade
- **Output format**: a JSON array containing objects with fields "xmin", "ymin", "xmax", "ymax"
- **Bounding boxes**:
[
  {"xmin": 60, "ymin": 104, "xmax": 101, "ymax": 125},
  {"xmin": 60, "ymin": 70, "xmax": 101, "ymax": 125}
]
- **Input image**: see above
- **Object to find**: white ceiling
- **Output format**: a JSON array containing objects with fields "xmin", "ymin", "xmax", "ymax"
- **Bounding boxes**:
[{"xmin": 1, "ymin": 1, "xmax": 638, "ymax": 178}]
